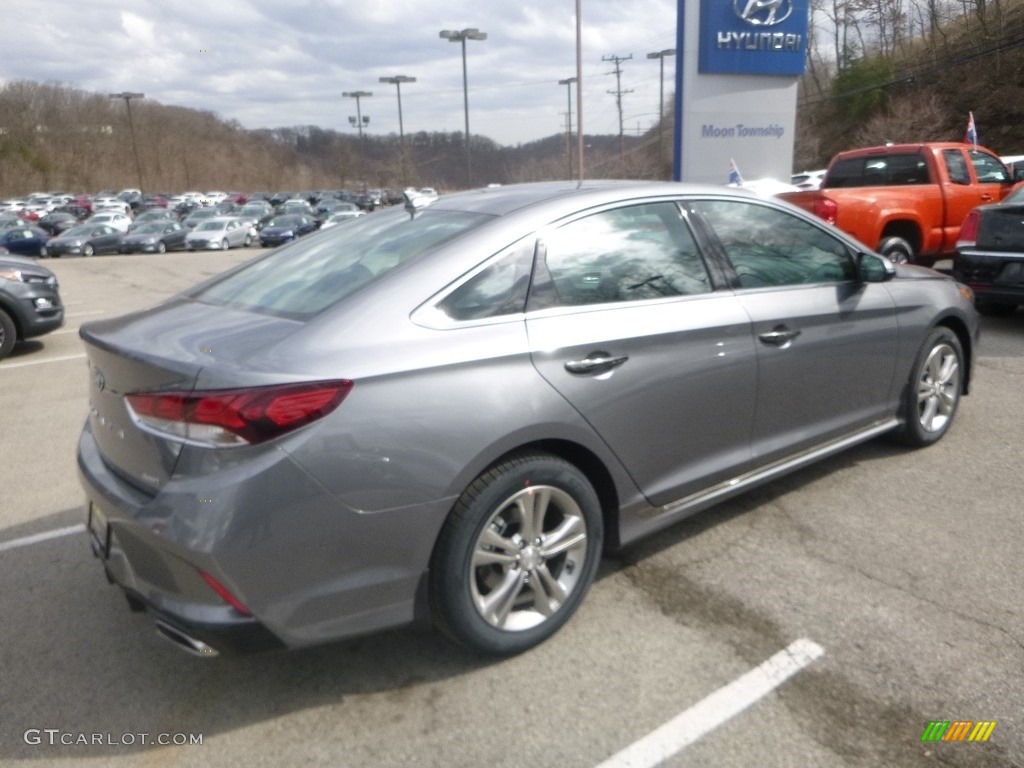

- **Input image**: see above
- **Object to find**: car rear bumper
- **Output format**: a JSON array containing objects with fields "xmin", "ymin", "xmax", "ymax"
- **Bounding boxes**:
[
  {"xmin": 76, "ymin": 420, "xmax": 436, "ymax": 652},
  {"xmin": 954, "ymin": 249, "xmax": 1024, "ymax": 305}
]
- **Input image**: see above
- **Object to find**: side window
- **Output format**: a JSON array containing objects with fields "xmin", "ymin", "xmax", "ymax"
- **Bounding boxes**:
[
  {"xmin": 534, "ymin": 202, "xmax": 710, "ymax": 308},
  {"xmin": 437, "ymin": 239, "xmax": 534, "ymax": 321},
  {"xmin": 944, "ymin": 150, "xmax": 971, "ymax": 185},
  {"xmin": 693, "ymin": 199, "xmax": 856, "ymax": 288},
  {"xmin": 969, "ymin": 150, "xmax": 1010, "ymax": 183}
]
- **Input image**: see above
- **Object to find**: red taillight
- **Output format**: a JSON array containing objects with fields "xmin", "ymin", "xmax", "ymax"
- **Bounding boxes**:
[
  {"xmin": 957, "ymin": 211, "xmax": 980, "ymax": 248},
  {"xmin": 811, "ymin": 198, "xmax": 838, "ymax": 225},
  {"xmin": 197, "ymin": 569, "xmax": 252, "ymax": 615},
  {"xmin": 126, "ymin": 379, "xmax": 353, "ymax": 447}
]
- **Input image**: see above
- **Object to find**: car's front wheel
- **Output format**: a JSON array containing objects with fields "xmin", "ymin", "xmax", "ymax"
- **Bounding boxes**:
[
  {"xmin": 429, "ymin": 453, "xmax": 603, "ymax": 655},
  {"xmin": 156, "ymin": 241, "xmax": 167, "ymax": 254},
  {"xmin": 82, "ymin": 243, "xmax": 94, "ymax": 257},
  {"xmin": 894, "ymin": 327, "xmax": 964, "ymax": 446}
]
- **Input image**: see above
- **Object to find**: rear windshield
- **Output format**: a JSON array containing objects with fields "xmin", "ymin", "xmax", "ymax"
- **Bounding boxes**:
[
  {"xmin": 825, "ymin": 153, "xmax": 930, "ymax": 188},
  {"xmin": 191, "ymin": 207, "xmax": 492, "ymax": 320}
]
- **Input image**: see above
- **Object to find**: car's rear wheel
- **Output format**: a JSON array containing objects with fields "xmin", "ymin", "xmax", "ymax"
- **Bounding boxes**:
[
  {"xmin": 429, "ymin": 452, "xmax": 602, "ymax": 655},
  {"xmin": 894, "ymin": 327, "xmax": 964, "ymax": 447},
  {"xmin": 0, "ymin": 308, "xmax": 16, "ymax": 360},
  {"xmin": 82, "ymin": 243, "xmax": 94, "ymax": 257},
  {"xmin": 878, "ymin": 236, "xmax": 915, "ymax": 265}
]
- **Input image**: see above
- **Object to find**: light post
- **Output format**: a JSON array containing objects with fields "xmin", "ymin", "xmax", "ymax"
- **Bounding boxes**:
[
  {"xmin": 379, "ymin": 75, "xmax": 416, "ymax": 182},
  {"xmin": 439, "ymin": 27, "xmax": 487, "ymax": 188},
  {"xmin": 558, "ymin": 77, "xmax": 577, "ymax": 180},
  {"xmin": 343, "ymin": 91, "xmax": 372, "ymax": 139},
  {"xmin": 109, "ymin": 91, "xmax": 145, "ymax": 193},
  {"xmin": 646, "ymin": 49, "xmax": 675, "ymax": 174}
]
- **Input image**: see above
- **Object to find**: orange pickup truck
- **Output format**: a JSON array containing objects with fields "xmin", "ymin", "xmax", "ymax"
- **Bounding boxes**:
[{"xmin": 777, "ymin": 142, "xmax": 1021, "ymax": 264}]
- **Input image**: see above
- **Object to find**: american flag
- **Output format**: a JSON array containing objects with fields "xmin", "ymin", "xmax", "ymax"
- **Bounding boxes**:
[
  {"xmin": 964, "ymin": 112, "xmax": 978, "ymax": 146},
  {"xmin": 728, "ymin": 159, "xmax": 743, "ymax": 186}
]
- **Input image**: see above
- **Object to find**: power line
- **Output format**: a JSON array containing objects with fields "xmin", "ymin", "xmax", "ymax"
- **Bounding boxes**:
[{"xmin": 602, "ymin": 53, "xmax": 633, "ymax": 159}]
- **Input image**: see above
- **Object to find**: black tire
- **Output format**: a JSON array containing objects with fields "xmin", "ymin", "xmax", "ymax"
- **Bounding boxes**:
[
  {"xmin": 156, "ymin": 241, "xmax": 167, "ymax": 254},
  {"xmin": 878, "ymin": 236, "xmax": 914, "ymax": 265},
  {"xmin": 0, "ymin": 308, "xmax": 16, "ymax": 360},
  {"xmin": 975, "ymin": 301, "xmax": 1016, "ymax": 317},
  {"xmin": 893, "ymin": 327, "xmax": 964, "ymax": 447},
  {"xmin": 429, "ymin": 452, "xmax": 603, "ymax": 655},
  {"xmin": 82, "ymin": 243, "xmax": 94, "ymax": 257}
]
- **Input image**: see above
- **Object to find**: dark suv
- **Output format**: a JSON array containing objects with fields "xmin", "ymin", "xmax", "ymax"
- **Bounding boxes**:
[{"xmin": 0, "ymin": 253, "xmax": 64, "ymax": 360}]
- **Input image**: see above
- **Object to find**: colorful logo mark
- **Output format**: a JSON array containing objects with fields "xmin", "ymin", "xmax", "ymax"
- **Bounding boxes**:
[{"xmin": 921, "ymin": 721, "xmax": 997, "ymax": 742}]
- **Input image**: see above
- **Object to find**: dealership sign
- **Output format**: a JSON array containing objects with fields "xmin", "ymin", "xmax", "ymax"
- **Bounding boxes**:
[{"xmin": 699, "ymin": 0, "xmax": 810, "ymax": 76}]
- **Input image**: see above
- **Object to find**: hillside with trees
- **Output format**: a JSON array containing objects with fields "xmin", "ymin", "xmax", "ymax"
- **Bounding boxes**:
[{"xmin": 1, "ymin": 0, "xmax": 1021, "ymax": 197}]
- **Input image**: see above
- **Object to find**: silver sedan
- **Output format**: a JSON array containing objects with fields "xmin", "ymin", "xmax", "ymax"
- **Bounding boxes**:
[
  {"xmin": 77, "ymin": 181, "xmax": 978, "ymax": 657},
  {"xmin": 184, "ymin": 216, "xmax": 255, "ymax": 250}
]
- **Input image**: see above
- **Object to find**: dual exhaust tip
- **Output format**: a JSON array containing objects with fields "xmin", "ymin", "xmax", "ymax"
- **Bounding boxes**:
[{"xmin": 154, "ymin": 620, "xmax": 220, "ymax": 658}]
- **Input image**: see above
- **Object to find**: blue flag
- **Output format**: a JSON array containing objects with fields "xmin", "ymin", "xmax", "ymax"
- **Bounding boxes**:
[
  {"xmin": 728, "ymin": 159, "xmax": 743, "ymax": 186},
  {"xmin": 964, "ymin": 112, "xmax": 978, "ymax": 146}
]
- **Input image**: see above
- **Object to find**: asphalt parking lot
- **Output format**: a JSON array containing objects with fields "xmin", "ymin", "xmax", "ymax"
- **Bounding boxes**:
[{"xmin": 1, "ymin": 250, "xmax": 1022, "ymax": 767}]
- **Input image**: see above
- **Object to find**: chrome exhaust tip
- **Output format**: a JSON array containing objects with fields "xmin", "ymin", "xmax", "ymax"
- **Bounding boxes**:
[{"xmin": 154, "ymin": 620, "xmax": 220, "ymax": 657}]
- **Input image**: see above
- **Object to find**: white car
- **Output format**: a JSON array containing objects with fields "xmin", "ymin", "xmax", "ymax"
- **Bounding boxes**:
[
  {"xmin": 185, "ymin": 217, "xmax": 255, "ymax": 250},
  {"xmin": 320, "ymin": 210, "xmax": 366, "ymax": 229},
  {"xmin": 85, "ymin": 212, "xmax": 133, "ymax": 232},
  {"xmin": 791, "ymin": 169, "xmax": 827, "ymax": 190}
]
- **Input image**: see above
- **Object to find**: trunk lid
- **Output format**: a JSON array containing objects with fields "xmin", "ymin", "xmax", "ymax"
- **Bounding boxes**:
[{"xmin": 80, "ymin": 297, "xmax": 302, "ymax": 491}]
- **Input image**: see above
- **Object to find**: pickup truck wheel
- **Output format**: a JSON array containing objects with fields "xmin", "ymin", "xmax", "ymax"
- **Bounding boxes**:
[
  {"xmin": 893, "ymin": 327, "xmax": 963, "ymax": 447},
  {"xmin": 878, "ymin": 236, "xmax": 914, "ymax": 265}
]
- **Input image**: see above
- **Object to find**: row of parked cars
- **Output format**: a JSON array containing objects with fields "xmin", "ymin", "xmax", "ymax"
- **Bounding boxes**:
[{"xmin": 0, "ymin": 188, "xmax": 373, "ymax": 258}]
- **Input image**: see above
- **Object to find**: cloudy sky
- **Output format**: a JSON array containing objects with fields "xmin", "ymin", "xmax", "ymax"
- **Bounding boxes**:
[{"xmin": 3, "ymin": 0, "xmax": 681, "ymax": 147}]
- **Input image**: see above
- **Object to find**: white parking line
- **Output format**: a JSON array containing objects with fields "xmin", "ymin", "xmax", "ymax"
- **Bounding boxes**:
[
  {"xmin": 0, "ymin": 524, "xmax": 84, "ymax": 554},
  {"xmin": 64, "ymin": 310, "xmax": 106, "ymax": 318},
  {"xmin": 0, "ymin": 353, "xmax": 86, "ymax": 369},
  {"xmin": 594, "ymin": 638, "xmax": 825, "ymax": 768}
]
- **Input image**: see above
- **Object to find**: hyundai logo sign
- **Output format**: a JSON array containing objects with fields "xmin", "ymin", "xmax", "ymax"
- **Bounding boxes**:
[
  {"xmin": 699, "ymin": 0, "xmax": 808, "ymax": 76},
  {"xmin": 734, "ymin": 0, "xmax": 793, "ymax": 26}
]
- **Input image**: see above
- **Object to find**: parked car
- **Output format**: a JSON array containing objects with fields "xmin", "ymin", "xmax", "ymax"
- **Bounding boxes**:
[
  {"xmin": 182, "ymin": 208, "xmax": 220, "ymax": 230},
  {"xmin": 0, "ymin": 253, "xmax": 64, "ymax": 360},
  {"xmin": 37, "ymin": 211, "xmax": 81, "ymax": 236},
  {"xmin": 120, "ymin": 221, "xmax": 188, "ymax": 254},
  {"xmin": 258, "ymin": 213, "xmax": 317, "ymax": 247},
  {"xmin": 128, "ymin": 210, "xmax": 177, "ymax": 232},
  {"xmin": 77, "ymin": 181, "xmax": 978, "ymax": 658},
  {"xmin": 185, "ymin": 217, "xmax": 254, "ymax": 250},
  {"xmin": 953, "ymin": 181, "xmax": 1024, "ymax": 315},
  {"xmin": 319, "ymin": 209, "xmax": 366, "ymax": 229},
  {"xmin": 0, "ymin": 227, "xmax": 50, "ymax": 257},
  {"xmin": 85, "ymin": 212, "xmax": 132, "ymax": 233},
  {"xmin": 42, "ymin": 224, "xmax": 123, "ymax": 257}
]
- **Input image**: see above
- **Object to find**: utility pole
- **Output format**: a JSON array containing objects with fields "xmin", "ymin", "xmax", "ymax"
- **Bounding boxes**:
[
  {"xmin": 109, "ymin": 92, "xmax": 145, "ymax": 193},
  {"xmin": 602, "ymin": 54, "xmax": 633, "ymax": 160},
  {"xmin": 558, "ymin": 77, "xmax": 577, "ymax": 180}
]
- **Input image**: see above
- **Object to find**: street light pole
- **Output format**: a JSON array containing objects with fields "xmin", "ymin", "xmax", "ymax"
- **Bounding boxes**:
[
  {"xmin": 558, "ymin": 77, "xmax": 577, "ymax": 180},
  {"xmin": 109, "ymin": 92, "xmax": 145, "ymax": 193},
  {"xmin": 646, "ymin": 49, "xmax": 675, "ymax": 175},
  {"xmin": 439, "ymin": 27, "xmax": 487, "ymax": 188},
  {"xmin": 342, "ymin": 91, "xmax": 372, "ymax": 139},
  {"xmin": 379, "ymin": 75, "xmax": 416, "ymax": 182}
]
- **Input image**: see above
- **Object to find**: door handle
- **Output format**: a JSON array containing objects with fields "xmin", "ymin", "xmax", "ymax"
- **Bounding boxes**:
[
  {"xmin": 564, "ymin": 354, "xmax": 629, "ymax": 375},
  {"xmin": 758, "ymin": 327, "xmax": 802, "ymax": 347}
]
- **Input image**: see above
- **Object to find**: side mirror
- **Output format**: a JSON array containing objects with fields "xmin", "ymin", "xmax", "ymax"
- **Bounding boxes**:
[{"xmin": 858, "ymin": 252, "xmax": 895, "ymax": 282}]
